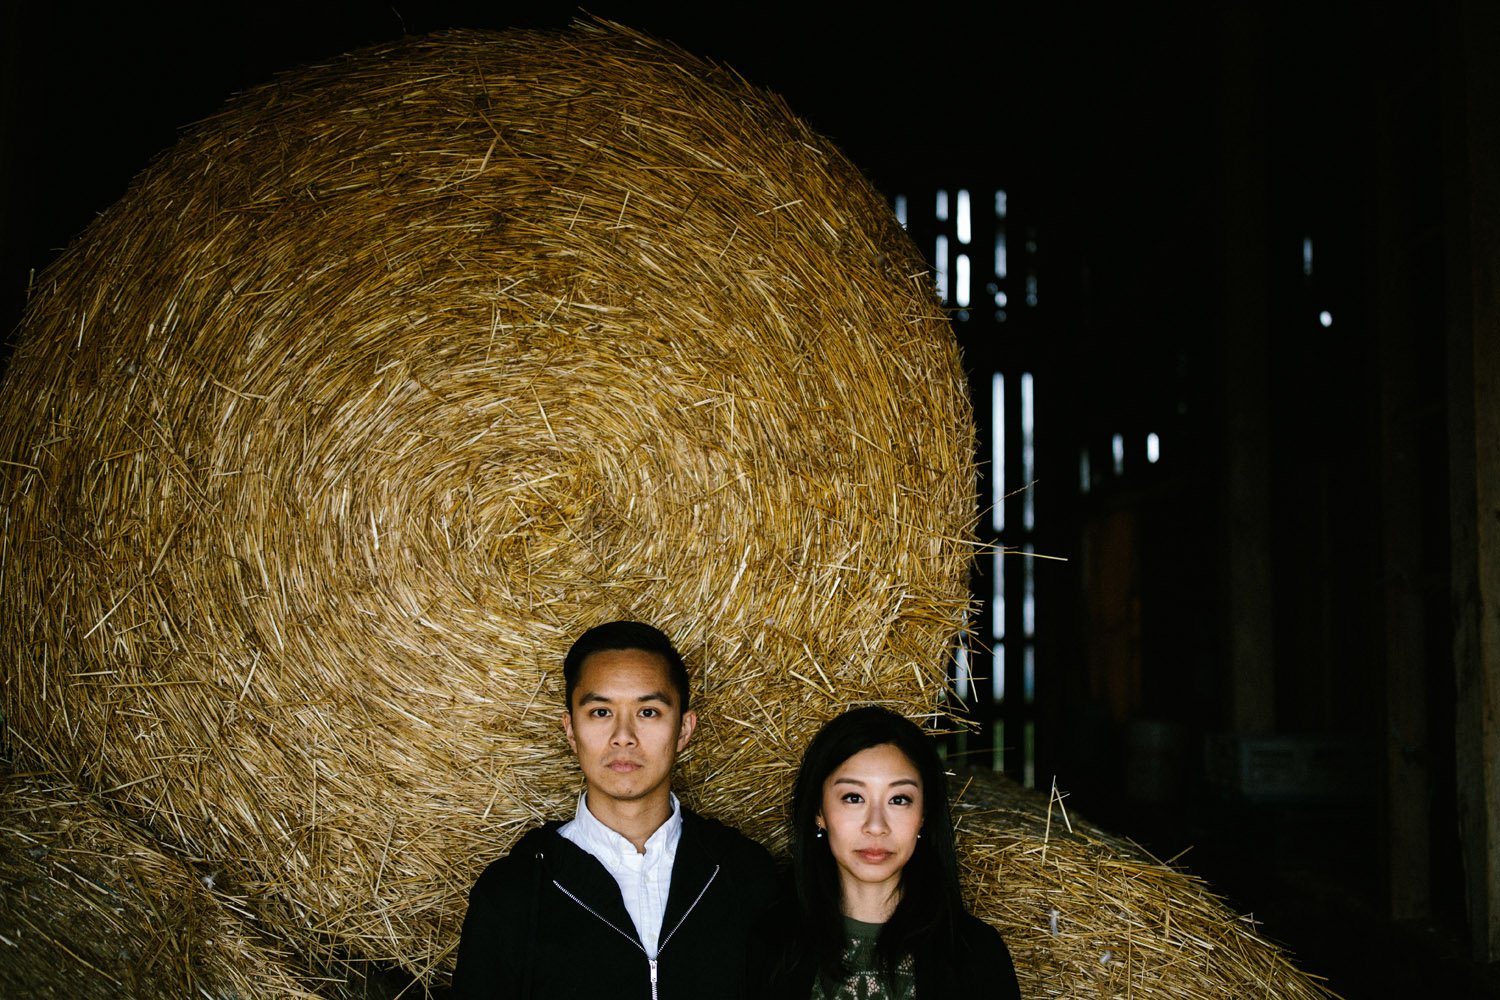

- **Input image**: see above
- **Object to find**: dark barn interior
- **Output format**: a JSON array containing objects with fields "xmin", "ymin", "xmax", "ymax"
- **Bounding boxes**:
[{"xmin": 3, "ymin": 2, "xmax": 1499, "ymax": 997}]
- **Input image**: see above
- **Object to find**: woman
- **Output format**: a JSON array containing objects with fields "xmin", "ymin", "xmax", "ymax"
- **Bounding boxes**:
[{"xmin": 750, "ymin": 706, "xmax": 1021, "ymax": 999}]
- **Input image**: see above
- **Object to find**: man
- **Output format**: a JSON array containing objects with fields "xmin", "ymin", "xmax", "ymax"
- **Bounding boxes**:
[{"xmin": 451, "ymin": 620, "xmax": 777, "ymax": 998}]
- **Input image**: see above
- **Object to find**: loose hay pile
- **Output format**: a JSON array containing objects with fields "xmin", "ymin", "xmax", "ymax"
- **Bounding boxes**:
[
  {"xmin": 0, "ymin": 770, "xmax": 322, "ymax": 999},
  {"xmin": 0, "ymin": 20, "xmax": 974, "ymax": 980},
  {"xmin": 953, "ymin": 769, "xmax": 1337, "ymax": 999}
]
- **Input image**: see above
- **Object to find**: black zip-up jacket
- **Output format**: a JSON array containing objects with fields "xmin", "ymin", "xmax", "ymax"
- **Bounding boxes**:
[{"xmin": 450, "ymin": 808, "xmax": 777, "ymax": 1000}]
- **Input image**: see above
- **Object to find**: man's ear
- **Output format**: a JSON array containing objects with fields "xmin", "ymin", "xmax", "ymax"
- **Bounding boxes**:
[
  {"xmin": 675, "ymin": 709, "xmax": 698, "ymax": 752},
  {"xmin": 562, "ymin": 708, "xmax": 577, "ymax": 753}
]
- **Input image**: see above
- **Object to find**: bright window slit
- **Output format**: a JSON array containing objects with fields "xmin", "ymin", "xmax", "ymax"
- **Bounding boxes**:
[
  {"xmin": 1023, "ymin": 544, "xmax": 1036, "ymax": 637},
  {"xmin": 953, "ymin": 643, "xmax": 974, "ymax": 702},
  {"xmin": 1023, "ymin": 644, "xmax": 1035, "ymax": 704},
  {"xmin": 993, "ymin": 644, "xmax": 1006, "ymax": 703},
  {"xmin": 992, "ymin": 549, "xmax": 1006, "ymax": 641},
  {"xmin": 992, "ymin": 372, "xmax": 1005, "ymax": 533},
  {"xmin": 1021, "ymin": 372, "xmax": 1035, "ymax": 530},
  {"xmin": 935, "ymin": 234, "xmax": 949, "ymax": 303}
]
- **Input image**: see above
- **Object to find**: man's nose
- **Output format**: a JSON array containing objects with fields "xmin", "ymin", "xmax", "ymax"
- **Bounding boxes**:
[{"xmin": 610, "ymin": 716, "xmax": 637, "ymax": 745}]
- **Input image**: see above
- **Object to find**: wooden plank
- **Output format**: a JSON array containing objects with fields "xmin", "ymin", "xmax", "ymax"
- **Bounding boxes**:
[
  {"xmin": 1447, "ymin": 0, "xmax": 1500, "ymax": 962},
  {"xmin": 1375, "ymin": 131, "xmax": 1432, "ymax": 926},
  {"xmin": 1220, "ymin": 3, "xmax": 1275, "ymax": 735}
]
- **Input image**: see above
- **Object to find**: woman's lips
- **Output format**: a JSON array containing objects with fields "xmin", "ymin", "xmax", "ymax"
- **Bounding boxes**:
[{"xmin": 855, "ymin": 849, "xmax": 893, "ymax": 864}]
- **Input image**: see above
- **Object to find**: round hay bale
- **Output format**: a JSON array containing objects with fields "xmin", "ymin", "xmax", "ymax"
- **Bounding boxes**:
[
  {"xmin": 952, "ymin": 769, "xmax": 1338, "ymax": 999},
  {"xmin": 0, "ymin": 770, "xmax": 328, "ymax": 1000},
  {"xmin": 0, "ymin": 21, "xmax": 975, "ymax": 975}
]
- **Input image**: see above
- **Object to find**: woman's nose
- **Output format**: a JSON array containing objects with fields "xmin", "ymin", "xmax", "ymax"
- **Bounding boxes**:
[{"xmin": 864, "ymin": 804, "xmax": 889, "ymax": 834}]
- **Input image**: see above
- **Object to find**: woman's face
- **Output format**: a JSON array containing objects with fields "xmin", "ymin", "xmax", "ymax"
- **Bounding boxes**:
[{"xmin": 816, "ymin": 742, "xmax": 924, "ymax": 911}]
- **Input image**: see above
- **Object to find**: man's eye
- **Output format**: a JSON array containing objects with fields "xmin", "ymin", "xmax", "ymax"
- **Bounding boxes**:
[
  {"xmin": 589, "ymin": 708, "xmax": 610, "ymax": 718},
  {"xmin": 640, "ymin": 708, "xmax": 659, "ymax": 718}
]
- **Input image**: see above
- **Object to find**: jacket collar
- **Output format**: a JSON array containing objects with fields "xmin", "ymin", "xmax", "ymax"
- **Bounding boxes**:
[
  {"xmin": 521, "ymin": 807, "xmax": 721, "ymax": 949},
  {"xmin": 660, "ymin": 808, "xmax": 721, "ymax": 935}
]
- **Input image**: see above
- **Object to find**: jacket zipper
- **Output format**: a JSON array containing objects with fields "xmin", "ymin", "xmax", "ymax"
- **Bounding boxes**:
[
  {"xmin": 655, "ymin": 865, "xmax": 718, "ymax": 954},
  {"xmin": 551, "ymin": 864, "xmax": 720, "ymax": 1000}
]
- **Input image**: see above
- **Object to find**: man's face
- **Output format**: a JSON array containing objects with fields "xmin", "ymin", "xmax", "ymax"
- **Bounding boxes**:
[{"xmin": 562, "ymin": 648, "xmax": 696, "ymax": 813}]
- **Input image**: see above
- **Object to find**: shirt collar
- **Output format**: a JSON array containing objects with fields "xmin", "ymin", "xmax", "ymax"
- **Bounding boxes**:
[{"xmin": 570, "ymin": 788, "xmax": 682, "ymax": 860}]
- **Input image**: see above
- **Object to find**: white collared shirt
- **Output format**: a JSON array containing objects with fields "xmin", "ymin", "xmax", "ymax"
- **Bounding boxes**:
[{"xmin": 557, "ymin": 789, "xmax": 682, "ymax": 957}]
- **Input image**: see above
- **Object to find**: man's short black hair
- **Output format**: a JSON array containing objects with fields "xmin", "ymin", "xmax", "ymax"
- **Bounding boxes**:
[{"xmin": 562, "ymin": 620, "xmax": 691, "ymax": 713}]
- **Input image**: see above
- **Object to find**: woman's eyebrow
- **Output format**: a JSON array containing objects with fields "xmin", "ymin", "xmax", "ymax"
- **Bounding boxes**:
[{"xmin": 831, "ymin": 776, "xmax": 920, "ymax": 790}]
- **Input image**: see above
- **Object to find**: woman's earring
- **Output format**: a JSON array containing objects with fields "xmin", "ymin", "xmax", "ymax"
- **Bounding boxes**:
[{"xmin": 815, "ymin": 827, "xmax": 825, "ymax": 839}]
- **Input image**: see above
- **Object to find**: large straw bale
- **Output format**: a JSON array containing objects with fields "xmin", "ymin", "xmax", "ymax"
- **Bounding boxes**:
[
  {"xmin": 0, "ymin": 769, "xmax": 329, "ymax": 999},
  {"xmin": 0, "ymin": 21, "xmax": 974, "ymax": 977},
  {"xmin": 952, "ymin": 768, "xmax": 1338, "ymax": 999}
]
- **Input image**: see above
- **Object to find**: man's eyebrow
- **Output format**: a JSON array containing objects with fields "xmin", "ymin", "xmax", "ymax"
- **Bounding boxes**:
[{"xmin": 575, "ymin": 690, "xmax": 672, "ymax": 705}]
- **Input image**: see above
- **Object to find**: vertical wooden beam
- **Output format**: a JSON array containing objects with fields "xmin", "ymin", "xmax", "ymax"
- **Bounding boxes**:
[
  {"xmin": 1447, "ymin": 0, "xmax": 1500, "ymax": 963},
  {"xmin": 1220, "ymin": 3, "xmax": 1275, "ymax": 735},
  {"xmin": 1373, "ymin": 65, "xmax": 1431, "ymax": 922}
]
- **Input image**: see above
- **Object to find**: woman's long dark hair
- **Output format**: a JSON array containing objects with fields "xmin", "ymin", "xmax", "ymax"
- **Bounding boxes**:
[{"xmin": 789, "ymin": 706, "xmax": 965, "ymax": 984}]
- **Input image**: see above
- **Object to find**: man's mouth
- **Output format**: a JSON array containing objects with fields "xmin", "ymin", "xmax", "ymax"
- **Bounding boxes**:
[{"xmin": 607, "ymin": 760, "xmax": 642, "ymax": 772}]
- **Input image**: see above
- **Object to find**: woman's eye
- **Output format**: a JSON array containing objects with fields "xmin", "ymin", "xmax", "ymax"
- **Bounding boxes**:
[
  {"xmin": 841, "ymin": 793, "xmax": 864, "ymax": 804},
  {"xmin": 890, "ymin": 794, "xmax": 913, "ymax": 806}
]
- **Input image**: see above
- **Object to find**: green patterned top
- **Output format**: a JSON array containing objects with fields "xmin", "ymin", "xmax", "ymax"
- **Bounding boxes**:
[{"xmin": 810, "ymin": 916, "xmax": 916, "ymax": 1000}]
